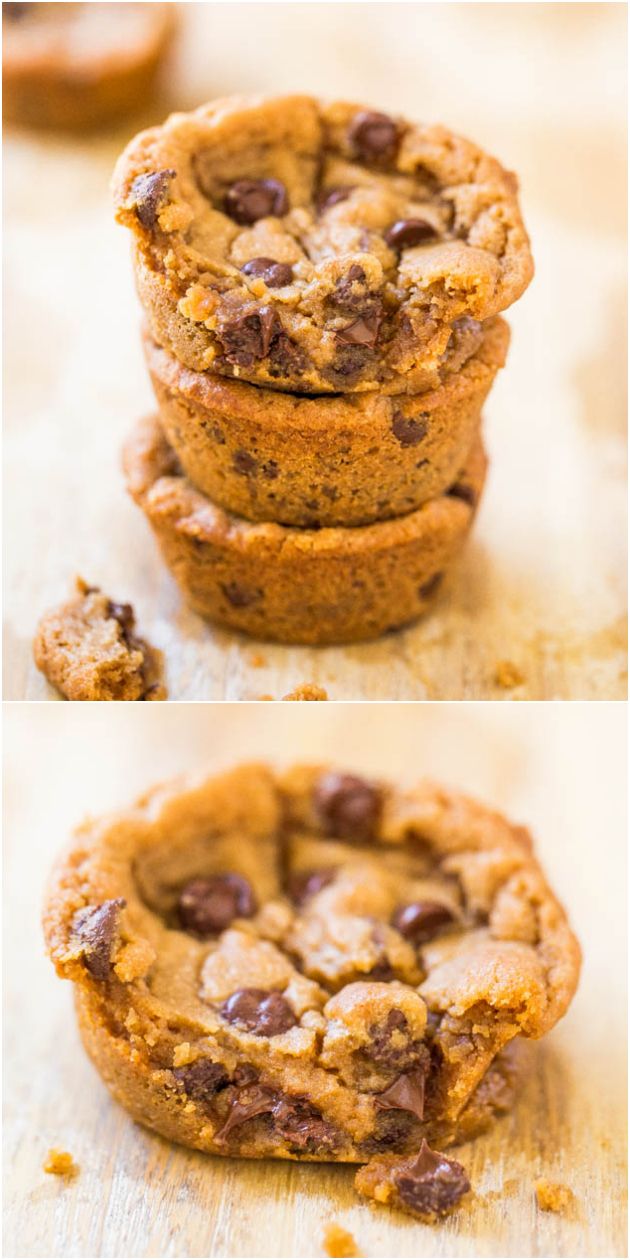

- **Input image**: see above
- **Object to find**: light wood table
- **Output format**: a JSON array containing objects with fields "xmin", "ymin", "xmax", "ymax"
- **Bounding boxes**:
[
  {"xmin": 3, "ymin": 3, "xmax": 627, "ymax": 700},
  {"xmin": 3, "ymin": 702, "xmax": 627, "ymax": 1257}
]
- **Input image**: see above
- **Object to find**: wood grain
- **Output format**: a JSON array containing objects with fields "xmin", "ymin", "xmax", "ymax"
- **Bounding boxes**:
[
  {"xmin": 3, "ymin": 702, "xmax": 627, "ymax": 1257},
  {"xmin": 3, "ymin": 2, "xmax": 627, "ymax": 700}
]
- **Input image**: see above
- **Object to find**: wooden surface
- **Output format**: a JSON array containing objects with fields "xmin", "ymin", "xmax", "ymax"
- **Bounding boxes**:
[
  {"xmin": 3, "ymin": 702, "xmax": 627, "ymax": 1258},
  {"xmin": 3, "ymin": 2, "xmax": 627, "ymax": 700}
]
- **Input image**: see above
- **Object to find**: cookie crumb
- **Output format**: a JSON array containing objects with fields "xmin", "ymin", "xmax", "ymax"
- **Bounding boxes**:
[
  {"xmin": 283, "ymin": 684, "xmax": 329, "ymax": 701},
  {"xmin": 43, "ymin": 1149, "xmax": 79, "ymax": 1178},
  {"xmin": 323, "ymin": 1223, "xmax": 360, "ymax": 1257},
  {"xmin": 535, "ymin": 1178, "xmax": 574, "ymax": 1213},
  {"xmin": 494, "ymin": 660, "xmax": 525, "ymax": 689},
  {"xmin": 249, "ymin": 652, "xmax": 266, "ymax": 668}
]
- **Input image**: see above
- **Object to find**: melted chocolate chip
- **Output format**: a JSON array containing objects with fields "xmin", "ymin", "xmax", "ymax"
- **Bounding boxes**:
[
  {"xmin": 348, "ymin": 111, "xmax": 399, "ymax": 162},
  {"xmin": 72, "ymin": 899, "xmax": 126, "ymax": 981},
  {"xmin": 220, "ymin": 582, "xmax": 263, "ymax": 608},
  {"xmin": 368, "ymin": 1012, "xmax": 431, "ymax": 1076},
  {"xmin": 335, "ymin": 312, "xmax": 382, "ymax": 348},
  {"xmin": 241, "ymin": 257, "xmax": 294, "ymax": 288},
  {"xmin": 220, "ymin": 989, "xmax": 297, "ymax": 1037},
  {"xmin": 173, "ymin": 1059, "xmax": 229, "ymax": 1101},
  {"xmin": 131, "ymin": 169, "xmax": 176, "ymax": 230},
  {"xmin": 315, "ymin": 771, "xmax": 382, "ymax": 841},
  {"xmin": 395, "ymin": 1140, "xmax": 470, "ymax": 1216},
  {"xmin": 447, "ymin": 481, "xmax": 477, "ymax": 506},
  {"xmin": 317, "ymin": 185, "xmax": 354, "ymax": 213},
  {"xmin": 392, "ymin": 901, "xmax": 455, "ymax": 944},
  {"xmin": 224, "ymin": 179, "xmax": 288, "ymax": 225},
  {"xmin": 232, "ymin": 449, "xmax": 257, "ymax": 475},
  {"xmin": 106, "ymin": 601, "xmax": 137, "ymax": 645},
  {"xmin": 391, "ymin": 413, "xmax": 429, "ymax": 447},
  {"xmin": 375, "ymin": 1069, "xmax": 427, "ymax": 1123},
  {"xmin": 177, "ymin": 874, "xmax": 256, "ymax": 936},
  {"xmin": 213, "ymin": 1082, "xmax": 277, "ymax": 1143},
  {"xmin": 329, "ymin": 265, "xmax": 369, "ymax": 313},
  {"xmin": 362, "ymin": 1110, "xmax": 413, "ymax": 1154},
  {"xmin": 288, "ymin": 868, "xmax": 336, "ymax": 905},
  {"xmin": 272, "ymin": 1096, "xmax": 340, "ymax": 1153},
  {"xmin": 385, "ymin": 219, "xmax": 437, "ymax": 250},
  {"xmin": 218, "ymin": 306, "xmax": 284, "ymax": 367}
]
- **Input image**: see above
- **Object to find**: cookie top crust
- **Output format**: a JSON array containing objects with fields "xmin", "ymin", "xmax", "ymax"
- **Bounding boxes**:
[
  {"xmin": 44, "ymin": 765, "xmax": 580, "ymax": 1157},
  {"xmin": 112, "ymin": 95, "xmax": 533, "ymax": 394}
]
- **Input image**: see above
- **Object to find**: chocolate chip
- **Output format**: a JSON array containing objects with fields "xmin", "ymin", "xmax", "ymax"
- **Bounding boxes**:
[
  {"xmin": 241, "ymin": 257, "xmax": 294, "ymax": 288},
  {"xmin": 336, "ymin": 312, "xmax": 382, "ymax": 348},
  {"xmin": 369, "ymin": 1012, "xmax": 431, "ymax": 1074},
  {"xmin": 315, "ymin": 771, "xmax": 382, "ymax": 841},
  {"xmin": 375, "ymin": 1069, "xmax": 427, "ymax": 1123},
  {"xmin": 232, "ymin": 449, "xmax": 257, "ymax": 475},
  {"xmin": 272, "ymin": 1096, "xmax": 340, "ymax": 1153},
  {"xmin": 392, "ymin": 901, "xmax": 455, "ymax": 944},
  {"xmin": 395, "ymin": 1140, "xmax": 470, "ymax": 1216},
  {"xmin": 71, "ymin": 899, "xmax": 126, "ymax": 981},
  {"xmin": 173, "ymin": 1059, "xmax": 229, "ymax": 1101},
  {"xmin": 317, "ymin": 185, "xmax": 354, "ymax": 212},
  {"xmin": 288, "ymin": 868, "xmax": 336, "ymax": 905},
  {"xmin": 218, "ymin": 306, "xmax": 284, "ymax": 367},
  {"xmin": 349, "ymin": 111, "xmax": 399, "ymax": 162},
  {"xmin": 213, "ymin": 1082, "xmax": 277, "ymax": 1143},
  {"xmin": 385, "ymin": 219, "xmax": 437, "ymax": 250},
  {"xmin": 224, "ymin": 179, "xmax": 288, "ymax": 225},
  {"xmin": 106, "ymin": 600, "xmax": 137, "ymax": 648},
  {"xmin": 130, "ymin": 169, "xmax": 176, "ymax": 230},
  {"xmin": 220, "ymin": 582, "xmax": 263, "ymax": 608},
  {"xmin": 362, "ymin": 1111, "xmax": 413, "ymax": 1154},
  {"xmin": 329, "ymin": 265, "xmax": 369, "ymax": 313},
  {"xmin": 447, "ymin": 481, "xmax": 477, "ymax": 506},
  {"xmin": 367, "ymin": 958, "xmax": 396, "ymax": 981},
  {"xmin": 177, "ymin": 874, "xmax": 256, "ymax": 936},
  {"xmin": 418, "ymin": 573, "xmax": 444, "ymax": 600},
  {"xmin": 220, "ymin": 989, "xmax": 297, "ymax": 1037},
  {"xmin": 391, "ymin": 413, "xmax": 428, "ymax": 447},
  {"xmin": 266, "ymin": 329, "xmax": 306, "ymax": 377}
]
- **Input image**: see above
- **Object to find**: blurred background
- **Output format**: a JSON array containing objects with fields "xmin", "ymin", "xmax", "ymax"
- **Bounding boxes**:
[
  {"xmin": 3, "ymin": 3, "xmax": 627, "ymax": 702},
  {"xmin": 3, "ymin": 701, "xmax": 628, "ymax": 1256}
]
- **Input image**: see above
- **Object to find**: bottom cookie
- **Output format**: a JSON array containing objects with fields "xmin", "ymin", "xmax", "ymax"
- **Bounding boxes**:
[{"xmin": 122, "ymin": 415, "xmax": 487, "ymax": 645}]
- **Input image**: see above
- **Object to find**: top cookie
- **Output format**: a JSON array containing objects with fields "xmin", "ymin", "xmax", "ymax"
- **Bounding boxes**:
[{"xmin": 112, "ymin": 95, "xmax": 534, "ymax": 394}]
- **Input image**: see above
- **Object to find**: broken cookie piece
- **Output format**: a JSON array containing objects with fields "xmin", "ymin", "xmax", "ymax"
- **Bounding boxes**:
[
  {"xmin": 33, "ymin": 579, "xmax": 166, "ymax": 701},
  {"xmin": 355, "ymin": 1139, "xmax": 470, "ymax": 1220}
]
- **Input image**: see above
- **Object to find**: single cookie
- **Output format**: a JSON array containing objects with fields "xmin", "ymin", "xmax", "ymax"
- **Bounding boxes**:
[
  {"xmin": 3, "ymin": 3, "xmax": 175, "ymax": 131},
  {"xmin": 143, "ymin": 317, "xmax": 508, "ymax": 527},
  {"xmin": 43, "ymin": 764, "xmax": 580, "ymax": 1172},
  {"xmin": 33, "ymin": 578, "xmax": 166, "ymax": 700},
  {"xmin": 112, "ymin": 94, "xmax": 533, "ymax": 394},
  {"xmin": 122, "ymin": 414, "xmax": 487, "ymax": 644}
]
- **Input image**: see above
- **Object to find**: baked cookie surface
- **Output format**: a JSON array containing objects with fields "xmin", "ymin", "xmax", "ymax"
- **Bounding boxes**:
[
  {"xmin": 43, "ymin": 764, "xmax": 580, "ymax": 1170},
  {"xmin": 113, "ymin": 94, "xmax": 533, "ymax": 394}
]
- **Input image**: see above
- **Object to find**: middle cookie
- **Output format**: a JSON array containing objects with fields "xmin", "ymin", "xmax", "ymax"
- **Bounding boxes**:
[{"xmin": 144, "ymin": 317, "xmax": 507, "ymax": 527}]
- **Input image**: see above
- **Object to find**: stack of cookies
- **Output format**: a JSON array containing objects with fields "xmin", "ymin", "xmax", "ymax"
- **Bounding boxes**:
[{"xmin": 113, "ymin": 95, "xmax": 533, "ymax": 644}]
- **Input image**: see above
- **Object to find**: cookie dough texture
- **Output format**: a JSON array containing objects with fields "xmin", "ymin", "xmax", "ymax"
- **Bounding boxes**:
[
  {"xmin": 33, "ymin": 579, "xmax": 166, "ymax": 701},
  {"xmin": 43, "ymin": 764, "xmax": 581, "ymax": 1169},
  {"xmin": 112, "ymin": 94, "xmax": 533, "ymax": 394},
  {"xmin": 123, "ymin": 414, "xmax": 487, "ymax": 644},
  {"xmin": 2, "ymin": 3, "xmax": 175, "ymax": 131},
  {"xmin": 144, "ymin": 318, "xmax": 508, "ymax": 527}
]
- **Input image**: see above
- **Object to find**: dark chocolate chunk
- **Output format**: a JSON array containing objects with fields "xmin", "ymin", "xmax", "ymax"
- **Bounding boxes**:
[
  {"xmin": 369, "ymin": 1011, "xmax": 431, "ymax": 1075},
  {"xmin": 173, "ymin": 1059, "xmax": 229, "ymax": 1101},
  {"xmin": 335, "ymin": 312, "xmax": 382, "ymax": 348},
  {"xmin": 272, "ymin": 1095, "xmax": 340, "ymax": 1153},
  {"xmin": 241, "ymin": 257, "xmax": 294, "ymax": 288},
  {"xmin": 375, "ymin": 1069, "xmax": 427, "ymax": 1123},
  {"xmin": 131, "ymin": 169, "xmax": 176, "ymax": 230},
  {"xmin": 329, "ymin": 265, "xmax": 369, "ymax": 313},
  {"xmin": 317, "ymin": 185, "xmax": 354, "ymax": 213},
  {"xmin": 220, "ymin": 989, "xmax": 297, "ymax": 1037},
  {"xmin": 392, "ymin": 901, "xmax": 455, "ymax": 944},
  {"xmin": 177, "ymin": 874, "xmax": 257, "ymax": 936},
  {"xmin": 224, "ymin": 179, "xmax": 288, "ymax": 225},
  {"xmin": 348, "ymin": 111, "xmax": 399, "ymax": 161},
  {"xmin": 220, "ymin": 582, "xmax": 263, "ymax": 608},
  {"xmin": 71, "ymin": 898, "xmax": 126, "ymax": 981},
  {"xmin": 106, "ymin": 601, "xmax": 137, "ymax": 647},
  {"xmin": 315, "ymin": 771, "xmax": 382, "ymax": 841},
  {"xmin": 395, "ymin": 1140, "xmax": 470, "ymax": 1216},
  {"xmin": 213, "ymin": 1082, "xmax": 277, "ymax": 1143},
  {"xmin": 218, "ymin": 306, "xmax": 284, "ymax": 367},
  {"xmin": 447, "ymin": 480, "xmax": 477, "ymax": 506},
  {"xmin": 288, "ymin": 867, "xmax": 336, "ymax": 905},
  {"xmin": 362, "ymin": 1110, "xmax": 413, "ymax": 1154},
  {"xmin": 385, "ymin": 218, "xmax": 437, "ymax": 250},
  {"xmin": 391, "ymin": 412, "xmax": 429, "ymax": 447}
]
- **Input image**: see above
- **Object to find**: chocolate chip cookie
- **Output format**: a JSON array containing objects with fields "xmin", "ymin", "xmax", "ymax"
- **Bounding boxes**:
[
  {"xmin": 143, "ymin": 317, "xmax": 508, "ymax": 527},
  {"xmin": 43, "ymin": 763, "xmax": 580, "ymax": 1190},
  {"xmin": 112, "ymin": 94, "xmax": 533, "ymax": 394},
  {"xmin": 3, "ymin": 3, "xmax": 175, "ymax": 131},
  {"xmin": 33, "ymin": 578, "xmax": 165, "ymax": 700},
  {"xmin": 122, "ymin": 414, "xmax": 487, "ymax": 644}
]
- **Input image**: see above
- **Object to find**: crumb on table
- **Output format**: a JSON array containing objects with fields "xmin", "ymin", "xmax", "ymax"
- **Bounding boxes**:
[
  {"xmin": 535, "ymin": 1177, "xmax": 574, "ymax": 1213},
  {"xmin": 494, "ymin": 660, "xmax": 525, "ymax": 689},
  {"xmin": 249, "ymin": 652, "xmax": 266, "ymax": 668},
  {"xmin": 323, "ymin": 1222, "xmax": 360, "ymax": 1257},
  {"xmin": 283, "ymin": 683, "xmax": 329, "ymax": 700},
  {"xmin": 43, "ymin": 1148, "xmax": 79, "ymax": 1178}
]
